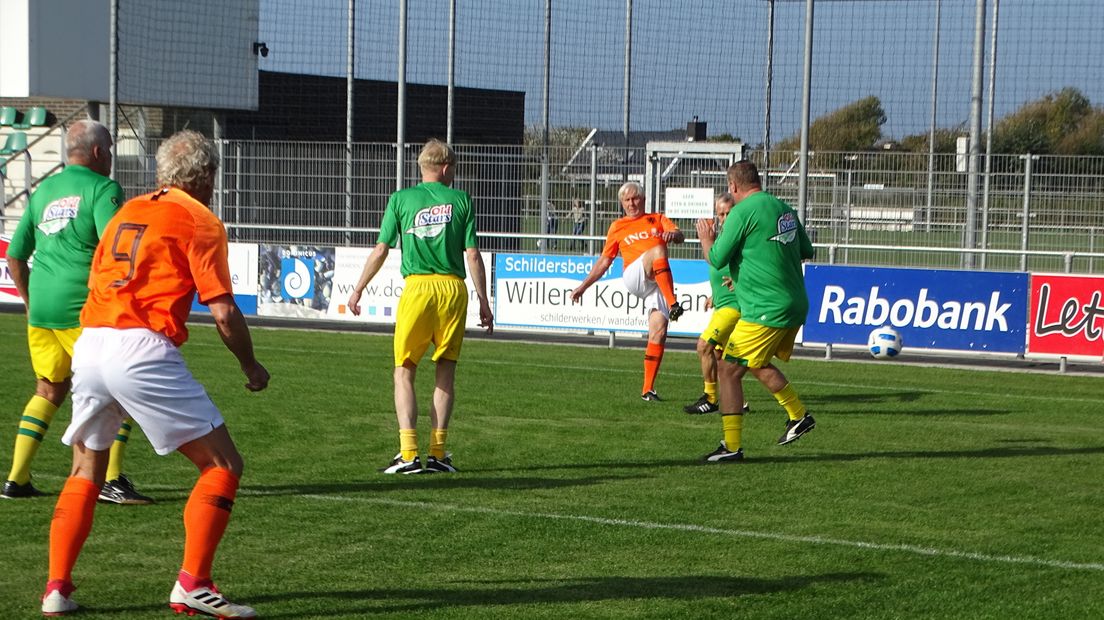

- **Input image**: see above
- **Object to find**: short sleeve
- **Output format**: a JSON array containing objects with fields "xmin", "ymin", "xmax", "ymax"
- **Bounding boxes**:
[
  {"xmin": 92, "ymin": 180, "xmax": 125, "ymax": 236},
  {"xmin": 188, "ymin": 212, "xmax": 234, "ymax": 304},
  {"xmin": 659, "ymin": 214, "xmax": 680, "ymax": 234},
  {"xmin": 377, "ymin": 194, "xmax": 401, "ymax": 247},
  {"xmin": 463, "ymin": 195, "xmax": 478, "ymax": 249},
  {"xmin": 601, "ymin": 222, "xmax": 621, "ymax": 259}
]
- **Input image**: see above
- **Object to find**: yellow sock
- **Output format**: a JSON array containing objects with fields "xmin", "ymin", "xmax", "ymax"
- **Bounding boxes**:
[
  {"xmin": 399, "ymin": 429, "xmax": 418, "ymax": 462},
  {"xmin": 704, "ymin": 381, "xmax": 718, "ymax": 404},
  {"xmin": 8, "ymin": 396, "xmax": 58, "ymax": 484},
  {"xmin": 721, "ymin": 413, "xmax": 744, "ymax": 451},
  {"xmin": 429, "ymin": 429, "xmax": 448, "ymax": 459},
  {"xmin": 773, "ymin": 383, "xmax": 806, "ymax": 421},
  {"xmin": 105, "ymin": 419, "xmax": 134, "ymax": 482}
]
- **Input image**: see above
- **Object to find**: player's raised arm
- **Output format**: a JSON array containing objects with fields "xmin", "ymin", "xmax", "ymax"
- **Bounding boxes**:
[{"xmin": 571, "ymin": 255, "xmax": 614, "ymax": 303}]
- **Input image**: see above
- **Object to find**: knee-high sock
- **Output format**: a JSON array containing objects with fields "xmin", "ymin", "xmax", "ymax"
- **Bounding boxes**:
[
  {"xmin": 704, "ymin": 381, "xmax": 718, "ymax": 404},
  {"xmin": 48, "ymin": 477, "xmax": 100, "ymax": 583},
  {"xmin": 429, "ymin": 429, "xmax": 448, "ymax": 460},
  {"xmin": 105, "ymin": 419, "xmax": 134, "ymax": 482},
  {"xmin": 643, "ymin": 342, "xmax": 665, "ymax": 394},
  {"xmin": 773, "ymin": 383, "xmax": 807, "ymax": 420},
  {"xmin": 400, "ymin": 429, "xmax": 418, "ymax": 462},
  {"xmin": 651, "ymin": 258, "xmax": 677, "ymax": 307},
  {"xmin": 722, "ymin": 413, "xmax": 744, "ymax": 451},
  {"xmin": 181, "ymin": 467, "xmax": 240, "ymax": 584},
  {"xmin": 9, "ymin": 395, "xmax": 58, "ymax": 484}
]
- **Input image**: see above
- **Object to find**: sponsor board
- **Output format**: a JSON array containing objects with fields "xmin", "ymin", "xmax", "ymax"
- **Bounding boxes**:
[
  {"xmin": 494, "ymin": 253, "xmax": 712, "ymax": 337},
  {"xmin": 191, "ymin": 243, "xmax": 259, "ymax": 315},
  {"xmin": 257, "ymin": 244, "xmax": 490, "ymax": 327},
  {"xmin": 663, "ymin": 187, "xmax": 714, "ymax": 219},
  {"xmin": 804, "ymin": 265, "xmax": 1028, "ymax": 354},
  {"xmin": 1027, "ymin": 273, "xmax": 1104, "ymax": 358},
  {"xmin": 0, "ymin": 236, "xmax": 21, "ymax": 305}
]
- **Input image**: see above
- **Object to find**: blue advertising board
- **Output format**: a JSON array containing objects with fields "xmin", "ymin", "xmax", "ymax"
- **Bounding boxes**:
[{"xmin": 803, "ymin": 265, "xmax": 1028, "ymax": 353}]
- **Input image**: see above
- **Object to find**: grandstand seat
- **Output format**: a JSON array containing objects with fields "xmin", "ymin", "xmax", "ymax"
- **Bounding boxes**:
[
  {"xmin": 1, "ymin": 131, "xmax": 29, "ymax": 155},
  {"xmin": 0, "ymin": 107, "xmax": 18, "ymax": 127},
  {"xmin": 13, "ymin": 106, "xmax": 48, "ymax": 129}
]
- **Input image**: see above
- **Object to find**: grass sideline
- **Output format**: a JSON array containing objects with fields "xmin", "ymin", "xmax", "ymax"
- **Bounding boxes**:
[{"xmin": 0, "ymin": 312, "xmax": 1101, "ymax": 619}]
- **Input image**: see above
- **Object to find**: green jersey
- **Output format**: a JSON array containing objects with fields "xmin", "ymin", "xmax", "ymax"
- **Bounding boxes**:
[
  {"xmin": 6, "ymin": 165, "xmax": 123, "ymax": 328},
  {"xmin": 709, "ymin": 262, "xmax": 739, "ymax": 310},
  {"xmin": 378, "ymin": 181, "xmax": 477, "ymax": 278},
  {"xmin": 708, "ymin": 191, "xmax": 814, "ymax": 328}
]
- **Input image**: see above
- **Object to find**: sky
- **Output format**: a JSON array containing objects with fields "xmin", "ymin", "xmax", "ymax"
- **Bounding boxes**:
[{"xmin": 258, "ymin": 0, "xmax": 1104, "ymax": 144}]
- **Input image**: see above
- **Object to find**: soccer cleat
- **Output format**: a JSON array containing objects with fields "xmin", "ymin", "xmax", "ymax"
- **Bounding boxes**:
[
  {"xmin": 668, "ymin": 302, "xmax": 685, "ymax": 321},
  {"xmin": 2, "ymin": 479, "xmax": 46, "ymax": 499},
  {"xmin": 98, "ymin": 473, "xmax": 155, "ymax": 505},
  {"xmin": 422, "ymin": 454, "xmax": 458, "ymax": 473},
  {"xmin": 683, "ymin": 393, "xmax": 718, "ymax": 414},
  {"xmin": 169, "ymin": 581, "xmax": 256, "ymax": 619},
  {"xmin": 42, "ymin": 581, "xmax": 78, "ymax": 616},
  {"xmin": 641, "ymin": 390, "xmax": 661, "ymax": 402},
  {"xmin": 380, "ymin": 454, "xmax": 423, "ymax": 474},
  {"xmin": 703, "ymin": 441, "xmax": 744, "ymax": 463},
  {"xmin": 777, "ymin": 413, "xmax": 816, "ymax": 445}
]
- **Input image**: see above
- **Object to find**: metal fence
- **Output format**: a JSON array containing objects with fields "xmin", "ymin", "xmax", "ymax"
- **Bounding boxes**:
[{"xmin": 106, "ymin": 141, "xmax": 1104, "ymax": 276}]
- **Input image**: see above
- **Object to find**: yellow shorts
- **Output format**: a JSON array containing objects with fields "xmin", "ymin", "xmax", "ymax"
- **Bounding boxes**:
[
  {"xmin": 28, "ymin": 325, "xmax": 82, "ymax": 383},
  {"xmin": 393, "ymin": 274, "xmax": 469, "ymax": 367},
  {"xmin": 722, "ymin": 321, "xmax": 800, "ymax": 368},
  {"xmin": 700, "ymin": 306, "xmax": 741, "ymax": 348}
]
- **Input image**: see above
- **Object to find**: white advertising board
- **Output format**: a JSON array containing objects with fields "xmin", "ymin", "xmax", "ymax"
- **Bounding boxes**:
[{"xmin": 663, "ymin": 187, "xmax": 714, "ymax": 219}]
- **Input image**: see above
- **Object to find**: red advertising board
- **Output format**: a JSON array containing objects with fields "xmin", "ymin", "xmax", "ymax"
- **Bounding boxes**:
[{"xmin": 1027, "ymin": 273, "xmax": 1104, "ymax": 358}]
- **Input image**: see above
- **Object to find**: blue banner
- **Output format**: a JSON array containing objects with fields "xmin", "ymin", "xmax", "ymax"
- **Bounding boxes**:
[{"xmin": 803, "ymin": 265, "xmax": 1028, "ymax": 353}]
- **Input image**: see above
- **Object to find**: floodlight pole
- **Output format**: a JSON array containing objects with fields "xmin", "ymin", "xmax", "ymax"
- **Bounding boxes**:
[
  {"xmin": 539, "ymin": 0, "xmax": 551, "ymax": 252},
  {"xmin": 623, "ymin": 0, "xmax": 633, "ymax": 153},
  {"xmin": 447, "ymin": 0, "xmax": 456, "ymax": 144},
  {"xmin": 924, "ymin": 0, "xmax": 941, "ymax": 233},
  {"xmin": 396, "ymin": 0, "xmax": 408, "ymax": 191},
  {"xmin": 797, "ymin": 0, "xmax": 814, "ymax": 223},
  {"xmin": 963, "ymin": 0, "xmax": 986, "ymax": 269},
  {"xmin": 109, "ymin": 0, "xmax": 118, "ymax": 179},
  {"xmin": 763, "ymin": 0, "xmax": 775, "ymax": 187},
  {"xmin": 980, "ymin": 0, "xmax": 1001, "ymax": 269},
  {"xmin": 345, "ymin": 0, "xmax": 355, "ymax": 245}
]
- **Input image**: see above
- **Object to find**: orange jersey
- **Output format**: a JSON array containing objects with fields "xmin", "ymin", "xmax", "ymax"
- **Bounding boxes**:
[
  {"xmin": 81, "ymin": 187, "xmax": 233, "ymax": 347},
  {"xmin": 601, "ymin": 213, "xmax": 679, "ymax": 267}
]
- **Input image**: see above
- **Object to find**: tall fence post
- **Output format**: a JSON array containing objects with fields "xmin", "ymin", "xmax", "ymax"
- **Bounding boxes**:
[
  {"xmin": 588, "ymin": 144, "xmax": 598, "ymax": 256},
  {"xmin": 1019, "ymin": 153, "xmax": 1037, "ymax": 272},
  {"xmin": 925, "ymin": 0, "xmax": 941, "ymax": 234}
]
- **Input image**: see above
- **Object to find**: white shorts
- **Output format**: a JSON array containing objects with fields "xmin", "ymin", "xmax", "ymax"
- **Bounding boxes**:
[
  {"xmin": 622, "ymin": 258, "xmax": 669, "ymax": 318},
  {"xmin": 64, "ymin": 327, "xmax": 225, "ymax": 456}
]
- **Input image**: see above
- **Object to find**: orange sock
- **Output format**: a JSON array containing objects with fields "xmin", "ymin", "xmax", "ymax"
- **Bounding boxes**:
[
  {"xmin": 181, "ymin": 467, "xmax": 240, "ymax": 584},
  {"xmin": 49, "ymin": 477, "xmax": 100, "ymax": 583},
  {"xmin": 652, "ymin": 258, "xmax": 677, "ymax": 307},
  {"xmin": 643, "ymin": 342, "xmax": 665, "ymax": 393}
]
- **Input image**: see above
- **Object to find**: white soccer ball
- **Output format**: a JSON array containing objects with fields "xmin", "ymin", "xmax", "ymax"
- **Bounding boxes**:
[{"xmin": 867, "ymin": 326, "xmax": 903, "ymax": 360}]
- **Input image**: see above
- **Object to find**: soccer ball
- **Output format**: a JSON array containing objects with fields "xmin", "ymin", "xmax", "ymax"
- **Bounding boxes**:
[{"xmin": 867, "ymin": 326, "xmax": 903, "ymax": 360}]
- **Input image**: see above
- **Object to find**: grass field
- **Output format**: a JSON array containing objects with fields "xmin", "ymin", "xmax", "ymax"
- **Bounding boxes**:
[{"xmin": 0, "ymin": 311, "xmax": 1101, "ymax": 619}]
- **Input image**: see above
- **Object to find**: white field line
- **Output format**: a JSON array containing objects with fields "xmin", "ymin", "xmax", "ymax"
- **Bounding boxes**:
[{"xmin": 280, "ymin": 492, "xmax": 1103, "ymax": 572}]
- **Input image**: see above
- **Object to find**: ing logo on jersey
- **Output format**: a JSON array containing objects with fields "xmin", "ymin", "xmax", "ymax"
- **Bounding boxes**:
[
  {"xmin": 37, "ymin": 196, "xmax": 81, "ymax": 235},
  {"xmin": 768, "ymin": 212, "xmax": 798, "ymax": 244},
  {"xmin": 406, "ymin": 203, "xmax": 454, "ymax": 239}
]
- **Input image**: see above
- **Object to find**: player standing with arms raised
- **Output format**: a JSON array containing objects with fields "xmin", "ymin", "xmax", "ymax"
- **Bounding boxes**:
[
  {"xmin": 40, "ymin": 130, "xmax": 269, "ymax": 617},
  {"xmin": 347, "ymin": 139, "xmax": 493, "ymax": 474},
  {"xmin": 571, "ymin": 181, "xmax": 685, "ymax": 401}
]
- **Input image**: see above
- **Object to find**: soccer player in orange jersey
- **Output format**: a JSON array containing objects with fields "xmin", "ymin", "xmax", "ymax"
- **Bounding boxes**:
[
  {"xmin": 40, "ymin": 130, "xmax": 269, "ymax": 618},
  {"xmin": 571, "ymin": 181, "xmax": 685, "ymax": 401}
]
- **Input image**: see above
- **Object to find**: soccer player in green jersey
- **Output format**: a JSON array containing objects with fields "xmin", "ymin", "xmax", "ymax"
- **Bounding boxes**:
[
  {"xmin": 696, "ymin": 161, "xmax": 816, "ymax": 461},
  {"xmin": 684, "ymin": 193, "xmax": 748, "ymax": 415},
  {"xmin": 347, "ymin": 139, "xmax": 493, "ymax": 474},
  {"xmin": 3, "ymin": 120, "xmax": 152, "ymax": 503}
]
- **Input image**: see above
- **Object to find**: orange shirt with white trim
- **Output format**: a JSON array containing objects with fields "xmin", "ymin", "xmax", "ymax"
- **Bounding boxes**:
[
  {"xmin": 81, "ymin": 187, "xmax": 233, "ymax": 347},
  {"xmin": 601, "ymin": 213, "xmax": 679, "ymax": 267}
]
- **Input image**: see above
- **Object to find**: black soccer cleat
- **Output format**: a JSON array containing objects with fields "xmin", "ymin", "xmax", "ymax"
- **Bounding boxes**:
[
  {"xmin": 381, "ymin": 454, "xmax": 423, "ymax": 474},
  {"xmin": 641, "ymin": 390, "xmax": 662, "ymax": 402},
  {"xmin": 98, "ymin": 474, "xmax": 154, "ymax": 505},
  {"xmin": 668, "ymin": 302, "xmax": 685, "ymax": 322},
  {"xmin": 703, "ymin": 441, "xmax": 745, "ymax": 463},
  {"xmin": 422, "ymin": 454, "xmax": 458, "ymax": 473},
  {"xmin": 777, "ymin": 414, "xmax": 816, "ymax": 445},
  {"xmin": 2, "ymin": 479, "xmax": 46, "ymax": 499},
  {"xmin": 684, "ymin": 393, "xmax": 719, "ymax": 414}
]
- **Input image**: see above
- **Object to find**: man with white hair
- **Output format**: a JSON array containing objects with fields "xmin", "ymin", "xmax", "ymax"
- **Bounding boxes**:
[
  {"xmin": 3, "ymin": 119, "xmax": 152, "ymax": 504},
  {"xmin": 571, "ymin": 181, "xmax": 685, "ymax": 401},
  {"xmin": 40, "ymin": 129, "xmax": 269, "ymax": 617}
]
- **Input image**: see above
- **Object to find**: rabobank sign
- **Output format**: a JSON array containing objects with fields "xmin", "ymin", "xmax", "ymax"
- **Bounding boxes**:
[{"xmin": 804, "ymin": 265, "xmax": 1028, "ymax": 353}]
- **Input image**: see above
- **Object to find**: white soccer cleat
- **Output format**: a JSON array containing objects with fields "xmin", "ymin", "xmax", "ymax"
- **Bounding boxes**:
[
  {"xmin": 41, "ymin": 588, "xmax": 78, "ymax": 616},
  {"xmin": 169, "ymin": 581, "xmax": 256, "ymax": 619}
]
